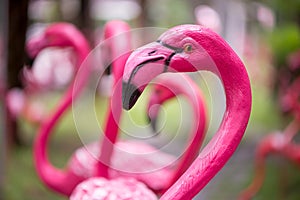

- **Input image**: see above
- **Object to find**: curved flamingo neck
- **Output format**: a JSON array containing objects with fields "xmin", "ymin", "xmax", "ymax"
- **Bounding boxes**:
[
  {"xmin": 161, "ymin": 29, "xmax": 252, "ymax": 199},
  {"xmin": 96, "ymin": 21, "xmax": 131, "ymax": 177},
  {"xmin": 153, "ymin": 75, "xmax": 207, "ymax": 189},
  {"xmin": 33, "ymin": 27, "xmax": 90, "ymax": 195},
  {"xmin": 166, "ymin": 76, "xmax": 208, "ymax": 188}
]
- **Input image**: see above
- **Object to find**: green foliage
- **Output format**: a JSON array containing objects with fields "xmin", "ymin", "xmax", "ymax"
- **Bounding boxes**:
[
  {"xmin": 148, "ymin": 0, "xmax": 193, "ymax": 27},
  {"xmin": 253, "ymin": 159, "xmax": 300, "ymax": 200},
  {"xmin": 261, "ymin": 0, "xmax": 300, "ymax": 24},
  {"xmin": 4, "ymin": 146, "xmax": 66, "ymax": 200},
  {"xmin": 248, "ymin": 85, "xmax": 283, "ymax": 131},
  {"xmin": 268, "ymin": 24, "xmax": 300, "ymax": 68}
]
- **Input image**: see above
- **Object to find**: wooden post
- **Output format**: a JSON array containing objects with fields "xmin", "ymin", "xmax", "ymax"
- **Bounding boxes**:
[
  {"xmin": 6, "ymin": 0, "xmax": 29, "ymax": 148},
  {"xmin": 0, "ymin": 0, "xmax": 8, "ymax": 197},
  {"xmin": 76, "ymin": 0, "xmax": 93, "ymax": 43},
  {"xmin": 138, "ymin": 0, "xmax": 148, "ymax": 27}
]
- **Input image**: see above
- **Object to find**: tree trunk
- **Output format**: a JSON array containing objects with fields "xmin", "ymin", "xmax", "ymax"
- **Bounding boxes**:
[
  {"xmin": 75, "ymin": 0, "xmax": 93, "ymax": 43},
  {"xmin": 6, "ymin": 0, "xmax": 29, "ymax": 148},
  {"xmin": 0, "ymin": 0, "xmax": 8, "ymax": 198},
  {"xmin": 138, "ymin": 0, "xmax": 148, "ymax": 27}
]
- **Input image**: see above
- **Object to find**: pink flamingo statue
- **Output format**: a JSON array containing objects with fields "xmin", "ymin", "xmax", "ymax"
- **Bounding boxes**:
[
  {"xmin": 6, "ymin": 32, "xmax": 77, "ymax": 125},
  {"xmin": 32, "ymin": 21, "xmax": 208, "ymax": 197},
  {"xmin": 122, "ymin": 25, "xmax": 252, "ymax": 199},
  {"xmin": 31, "ymin": 22, "xmax": 92, "ymax": 196},
  {"xmin": 69, "ymin": 72, "xmax": 207, "ymax": 200}
]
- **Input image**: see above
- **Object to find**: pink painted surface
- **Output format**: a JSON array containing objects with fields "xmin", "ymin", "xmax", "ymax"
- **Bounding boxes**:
[
  {"xmin": 96, "ymin": 20, "xmax": 132, "ymax": 178},
  {"xmin": 122, "ymin": 25, "xmax": 252, "ymax": 199}
]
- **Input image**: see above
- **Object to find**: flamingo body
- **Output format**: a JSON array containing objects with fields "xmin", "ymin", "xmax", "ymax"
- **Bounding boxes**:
[
  {"xmin": 31, "ymin": 22, "xmax": 92, "ymax": 196},
  {"xmin": 69, "ymin": 140, "xmax": 176, "ymax": 190},
  {"xmin": 70, "ymin": 177, "xmax": 157, "ymax": 200}
]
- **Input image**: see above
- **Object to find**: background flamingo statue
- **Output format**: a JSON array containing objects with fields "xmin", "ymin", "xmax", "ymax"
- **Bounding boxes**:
[
  {"xmin": 69, "ymin": 72, "xmax": 207, "ymax": 200},
  {"xmin": 238, "ymin": 76, "xmax": 300, "ymax": 200},
  {"xmin": 31, "ymin": 22, "xmax": 92, "ymax": 196},
  {"xmin": 6, "ymin": 39, "xmax": 76, "ymax": 125},
  {"xmin": 122, "ymin": 24, "xmax": 252, "ymax": 199},
  {"xmin": 238, "ymin": 120, "xmax": 299, "ymax": 200}
]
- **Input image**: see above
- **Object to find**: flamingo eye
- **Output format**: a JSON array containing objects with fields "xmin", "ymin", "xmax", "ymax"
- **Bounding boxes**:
[{"xmin": 183, "ymin": 44, "xmax": 192, "ymax": 53}]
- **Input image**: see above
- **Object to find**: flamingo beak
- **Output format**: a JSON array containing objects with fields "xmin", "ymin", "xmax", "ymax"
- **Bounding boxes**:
[{"xmin": 122, "ymin": 42, "xmax": 176, "ymax": 110}]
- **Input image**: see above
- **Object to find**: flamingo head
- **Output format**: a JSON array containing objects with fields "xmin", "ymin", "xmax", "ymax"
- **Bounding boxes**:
[
  {"xmin": 26, "ymin": 23, "xmax": 79, "ymax": 58},
  {"xmin": 147, "ymin": 83, "xmax": 177, "ymax": 132},
  {"xmin": 122, "ymin": 25, "xmax": 213, "ymax": 110}
]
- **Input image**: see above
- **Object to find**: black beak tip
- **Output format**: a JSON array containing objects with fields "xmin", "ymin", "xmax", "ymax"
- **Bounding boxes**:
[{"xmin": 122, "ymin": 81, "xmax": 142, "ymax": 110}]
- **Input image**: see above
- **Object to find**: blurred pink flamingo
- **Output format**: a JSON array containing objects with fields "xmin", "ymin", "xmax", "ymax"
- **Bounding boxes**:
[
  {"xmin": 23, "ymin": 46, "xmax": 75, "ymax": 92},
  {"xmin": 70, "ymin": 177, "xmax": 157, "ymax": 200},
  {"xmin": 238, "ymin": 77, "xmax": 300, "ymax": 200},
  {"xmin": 122, "ymin": 24, "xmax": 252, "ymax": 199},
  {"xmin": 238, "ymin": 120, "xmax": 299, "ymax": 200},
  {"xmin": 31, "ymin": 22, "xmax": 92, "ymax": 196},
  {"xmin": 6, "ymin": 25, "xmax": 79, "ymax": 125},
  {"xmin": 6, "ymin": 88, "xmax": 45, "ymax": 124},
  {"xmin": 70, "ymin": 72, "xmax": 207, "ymax": 200}
]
